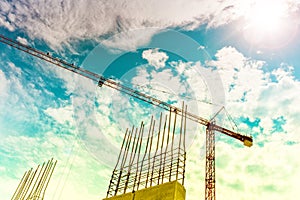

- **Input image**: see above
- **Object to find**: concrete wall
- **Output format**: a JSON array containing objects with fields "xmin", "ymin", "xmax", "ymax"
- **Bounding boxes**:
[
  {"xmin": 104, "ymin": 192, "xmax": 134, "ymax": 200},
  {"xmin": 104, "ymin": 181, "xmax": 185, "ymax": 200}
]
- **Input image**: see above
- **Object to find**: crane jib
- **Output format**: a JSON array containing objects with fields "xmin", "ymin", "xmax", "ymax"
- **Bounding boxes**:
[{"xmin": 0, "ymin": 34, "xmax": 253, "ymax": 147}]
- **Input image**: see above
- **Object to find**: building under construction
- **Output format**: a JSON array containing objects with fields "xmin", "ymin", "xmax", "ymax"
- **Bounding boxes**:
[{"xmin": 105, "ymin": 105, "xmax": 187, "ymax": 200}]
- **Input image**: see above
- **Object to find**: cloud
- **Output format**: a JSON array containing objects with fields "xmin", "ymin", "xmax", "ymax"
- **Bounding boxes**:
[
  {"xmin": 197, "ymin": 45, "xmax": 205, "ymax": 50},
  {"xmin": 101, "ymin": 28, "xmax": 161, "ymax": 52},
  {"xmin": 45, "ymin": 105, "xmax": 74, "ymax": 125},
  {"xmin": 16, "ymin": 36, "xmax": 28, "ymax": 45},
  {"xmin": 0, "ymin": 61, "xmax": 40, "ymax": 124},
  {"xmin": 142, "ymin": 48, "xmax": 169, "ymax": 70},
  {"xmin": 207, "ymin": 46, "xmax": 266, "ymax": 104},
  {"xmin": 212, "ymin": 140, "xmax": 300, "ymax": 200},
  {"xmin": 0, "ymin": 68, "xmax": 8, "ymax": 97},
  {"xmin": 7, "ymin": 62, "xmax": 22, "ymax": 76},
  {"xmin": 0, "ymin": 15, "xmax": 14, "ymax": 31},
  {"xmin": 208, "ymin": 46, "xmax": 300, "ymax": 149},
  {"xmin": 132, "ymin": 50, "xmax": 218, "ymax": 116},
  {"xmin": 0, "ymin": 0, "xmax": 270, "ymax": 50}
]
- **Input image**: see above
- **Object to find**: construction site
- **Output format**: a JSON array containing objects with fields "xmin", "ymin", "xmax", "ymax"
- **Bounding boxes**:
[
  {"xmin": 2, "ymin": 0, "xmax": 300, "ymax": 199},
  {"xmin": 1, "ymin": 34, "xmax": 253, "ymax": 200}
]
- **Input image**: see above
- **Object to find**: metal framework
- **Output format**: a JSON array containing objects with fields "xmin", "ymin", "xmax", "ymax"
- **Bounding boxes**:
[
  {"xmin": 205, "ymin": 121, "xmax": 216, "ymax": 200},
  {"xmin": 0, "ymin": 34, "xmax": 253, "ymax": 200},
  {"xmin": 106, "ymin": 105, "xmax": 187, "ymax": 198},
  {"xmin": 11, "ymin": 158, "xmax": 57, "ymax": 200}
]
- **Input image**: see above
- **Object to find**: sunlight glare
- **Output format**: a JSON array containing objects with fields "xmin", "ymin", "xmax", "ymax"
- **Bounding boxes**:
[
  {"xmin": 242, "ymin": 0, "xmax": 296, "ymax": 48},
  {"xmin": 246, "ymin": 0, "xmax": 286, "ymax": 33}
]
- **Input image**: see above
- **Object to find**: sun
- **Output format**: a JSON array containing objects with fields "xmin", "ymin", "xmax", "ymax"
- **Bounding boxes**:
[
  {"xmin": 242, "ymin": 0, "xmax": 294, "ymax": 48},
  {"xmin": 246, "ymin": 0, "xmax": 286, "ymax": 33}
]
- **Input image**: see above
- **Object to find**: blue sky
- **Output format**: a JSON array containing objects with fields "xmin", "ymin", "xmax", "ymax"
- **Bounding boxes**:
[{"xmin": 0, "ymin": 0, "xmax": 300, "ymax": 199}]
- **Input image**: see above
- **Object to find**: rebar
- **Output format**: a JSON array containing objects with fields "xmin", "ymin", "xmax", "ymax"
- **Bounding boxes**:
[
  {"xmin": 106, "ymin": 106, "xmax": 187, "ymax": 197},
  {"xmin": 11, "ymin": 158, "xmax": 57, "ymax": 200}
]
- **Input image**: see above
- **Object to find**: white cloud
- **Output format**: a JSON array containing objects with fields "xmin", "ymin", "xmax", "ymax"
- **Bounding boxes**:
[
  {"xmin": 212, "ymin": 140, "xmax": 300, "ymax": 200},
  {"xmin": 0, "ymin": 62, "xmax": 39, "ymax": 122},
  {"xmin": 198, "ymin": 45, "xmax": 205, "ymax": 50},
  {"xmin": 45, "ymin": 105, "xmax": 74, "ymax": 125},
  {"xmin": 16, "ymin": 36, "xmax": 28, "ymax": 45},
  {"xmin": 207, "ymin": 46, "xmax": 300, "ymax": 144},
  {"xmin": 0, "ymin": 69, "xmax": 8, "ymax": 97},
  {"xmin": 7, "ymin": 62, "xmax": 22, "ymax": 76},
  {"xmin": 0, "ymin": 1, "xmax": 10, "ymax": 13},
  {"xmin": 0, "ymin": 0, "xmax": 275, "ymax": 50},
  {"xmin": 142, "ymin": 48, "xmax": 169, "ymax": 70},
  {"xmin": 208, "ymin": 46, "xmax": 248, "ymax": 71},
  {"xmin": 0, "ymin": 15, "xmax": 14, "ymax": 31},
  {"xmin": 101, "ymin": 28, "xmax": 161, "ymax": 52}
]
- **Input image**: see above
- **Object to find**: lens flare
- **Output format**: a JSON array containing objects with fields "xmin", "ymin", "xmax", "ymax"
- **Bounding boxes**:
[
  {"xmin": 246, "ymin": 0, "xmax": 286, "ymax": 33},
  {"xmin": 242, "ymin": 0, "xmax": 296, "ymax": 48}
]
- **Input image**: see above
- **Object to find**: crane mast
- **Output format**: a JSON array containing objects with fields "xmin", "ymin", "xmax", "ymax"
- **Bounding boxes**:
[{"xmin": 0, "ymin": 34, "xmax": 253, "ymax": 199}]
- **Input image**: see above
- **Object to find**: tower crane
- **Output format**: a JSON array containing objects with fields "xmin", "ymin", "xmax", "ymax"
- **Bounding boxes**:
[{"xmin": 0, "ymin": 34, "xmax": 252, "ymax": 200}]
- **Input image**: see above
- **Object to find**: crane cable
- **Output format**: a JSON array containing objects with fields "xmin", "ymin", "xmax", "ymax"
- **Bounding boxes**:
[
  {"xmin": 224, "ymin": 108, "xmax": 239, "ymax": 132},
  {"xmin": 210, "ymin": 106, "xmax": 240, "ymax": 134}
]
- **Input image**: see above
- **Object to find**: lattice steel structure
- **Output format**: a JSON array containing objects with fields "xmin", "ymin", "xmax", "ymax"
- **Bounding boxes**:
[
  {"xmin": 106, "ymin": 105, "xmax": 187, "ymax": 198},
  {"xmin": 205, "ymin": 121, "xmax": 216, "ymax": 200},
  {"xmin": 11, "ymin": 158, "xmax": 57, "ymax": 200}
]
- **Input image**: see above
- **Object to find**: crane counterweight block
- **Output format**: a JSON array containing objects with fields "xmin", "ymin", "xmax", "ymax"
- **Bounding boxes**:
[
  {"xmin": 243, "ymin": 136, "xmax": 253, "ymax": 147},
  {"xmin": 209, "ymin": 123, "xmax": 253, "ymax": 147}
]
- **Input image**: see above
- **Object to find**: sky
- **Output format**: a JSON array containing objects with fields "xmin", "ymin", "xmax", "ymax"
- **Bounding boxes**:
[{"xmin": 0, "ymin": 0, "xmax": 300, "ymax": 199}]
